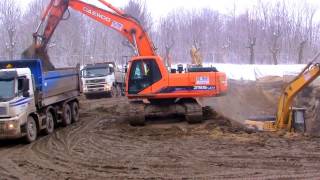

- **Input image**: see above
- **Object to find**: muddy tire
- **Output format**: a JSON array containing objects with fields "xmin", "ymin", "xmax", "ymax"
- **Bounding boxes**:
[
  {"xmin": 185, "ymin": 103, "xmax": 203, "ymax": 124},
  {"xmin": 116, "ymin": 85, "xmax": 122, "ymax": 97},
  {"xmin": 71, "ymin": 102, "xmax": 80, "ymax": 123},
  {"xmin": 110, "ymin": 86, "xmax": 117, "ymax": 98},
  {"xmin": 25, "ymin": 116, "xmax": 38, "ymax": 143},
  {"xmin": 129, "ymin": 103, "xmax": 145, "ymax": 126},
  {"xmin": 43, "ymin": 109, "xmax": 55, "ymax": 135},
  {"xmin": 62, "ymin": 104, "xmax": 72, "ymax": 127}
]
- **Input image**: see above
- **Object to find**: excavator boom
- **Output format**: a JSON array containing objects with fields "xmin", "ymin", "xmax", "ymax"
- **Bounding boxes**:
[{"xmin": 31, "ymin": 0, "xmax": 156, "ymax": 57}]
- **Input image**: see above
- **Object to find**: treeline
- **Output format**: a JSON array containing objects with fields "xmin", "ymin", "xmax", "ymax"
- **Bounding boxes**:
[{"xmin": 0, "ymin": 0, "xmax": 319, "ymax": 66}]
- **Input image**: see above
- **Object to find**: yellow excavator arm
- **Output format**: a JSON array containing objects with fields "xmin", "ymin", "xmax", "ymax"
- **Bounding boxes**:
[
  {"xmin": 274, "ymin": 62, "xmax": 320, "ymax": 131},
  {"xmin": 246, "ymin": 52, "xmax": 320, "ymax": 132}
]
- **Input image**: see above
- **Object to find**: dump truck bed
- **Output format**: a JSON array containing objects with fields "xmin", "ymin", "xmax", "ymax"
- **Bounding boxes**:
[{"xmin": 0, "ymin": 59, "xmax": 81, "ymax": 107}]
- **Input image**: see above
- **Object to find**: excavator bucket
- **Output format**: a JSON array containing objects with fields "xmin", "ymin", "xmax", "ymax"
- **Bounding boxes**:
[
  {"xmin": 245, "ymin": 108, "xmax": 307, "ymax": 133},
  {"xmin": 21, "ymin": 43, "xmax": 55, "ymax": 72},
  {"xmin": 244, "ymin": 116, "xmax": 277, "ymax": 132}
]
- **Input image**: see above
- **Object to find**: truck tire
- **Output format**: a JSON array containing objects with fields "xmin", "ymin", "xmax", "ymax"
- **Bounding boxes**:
[
  {"xmin": 71, "ymin": 102, "xmax": 80, "ymax": 123},
  {"xmin": 44, "ymin": 109, "xmax": 55, "ymax": 135},
  {"xmin": 116, "ymin": 85, "xmax": 122, "ymax": 97},
  {"xmin": 110, "ymin": 86, "xmax": 117, "ymax": 98},
  {"xmin": 25, "ymin": 116, "xmax": 38, "ymax": 143},
  {"xmin": 62, "ymin": 104, "xmax": 72, "ymax": 127}
]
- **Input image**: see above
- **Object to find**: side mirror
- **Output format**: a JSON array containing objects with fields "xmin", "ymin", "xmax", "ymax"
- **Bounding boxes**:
[
  {"xmin": 80, "ymin": 70, "xmax": 83, "ymax": 78},
  {"xmin": 22, "ymin": 79, "xmax": 30, "ymax": 97},
  {"xmin": 110, "ymin": 67, "xmax": 114, "ymax": 73}
]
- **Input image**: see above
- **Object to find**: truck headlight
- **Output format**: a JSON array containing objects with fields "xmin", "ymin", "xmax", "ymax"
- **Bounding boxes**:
[
  {"xmin": 104, "ymin": 84, "xmax": 111, "ymax": 90},
  {"xmin": 7, "ymin": 121, "xmax": 18, "ymax": 130},
  {"xmin": 8, "ymin": 123, "xmax": 14, "ymax": 129}
]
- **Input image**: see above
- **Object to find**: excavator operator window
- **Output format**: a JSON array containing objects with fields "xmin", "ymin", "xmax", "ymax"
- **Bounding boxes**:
[{"xmin": 128, "ymin": 59, "xmax": 162, "ymax": 94}]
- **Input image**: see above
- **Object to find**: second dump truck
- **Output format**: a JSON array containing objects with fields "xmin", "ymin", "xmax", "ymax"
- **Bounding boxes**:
[
  {"xmin": 81, "ymin": 62, "xmax": 125, "ymax": 98},
  {"xmin": 0, "ymin": 60, "xmax": 81, "ymax": 143}
]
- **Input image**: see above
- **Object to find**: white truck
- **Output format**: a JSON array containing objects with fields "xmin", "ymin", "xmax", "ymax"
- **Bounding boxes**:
[
  {"xmin": 81, "ymin": 62, "xmax": 125, "ymax": 99},
  {"xmin": 0, "ymin": 60, "xmax": 81, "ymax": 143}
]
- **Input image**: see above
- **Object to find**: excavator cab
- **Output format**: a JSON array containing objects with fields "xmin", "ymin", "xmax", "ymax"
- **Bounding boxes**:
[{"xmin": 127, "ymin": 58, "xmax": 162, "ymax": 95}]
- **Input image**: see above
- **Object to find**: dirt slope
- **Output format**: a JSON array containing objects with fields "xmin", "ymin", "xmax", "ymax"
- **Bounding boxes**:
[{"xmin": 204, "ymin": 80, "xmax": 280, "ymax": 124}]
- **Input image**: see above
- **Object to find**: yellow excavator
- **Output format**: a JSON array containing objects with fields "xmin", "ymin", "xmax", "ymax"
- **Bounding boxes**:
[
  {"xmin": 245, "ymin": 52, "xmax": 320, "ymax": 132},
  {"xmin": 190, "ymin": 45, "xmax": 203, "ymax": 66}
]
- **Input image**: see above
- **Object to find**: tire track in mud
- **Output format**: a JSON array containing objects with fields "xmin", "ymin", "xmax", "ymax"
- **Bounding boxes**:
[{"xmin": 2, "ymin": 97, "xmax": 320, "ymax": 179}]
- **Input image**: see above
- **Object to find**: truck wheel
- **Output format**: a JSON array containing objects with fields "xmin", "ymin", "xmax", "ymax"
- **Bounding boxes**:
[
  {"xmin": 110, "ymin": 86, "xmax": 117, "ymax": 97},
  {"xmin": 44, "ymin": 110, "xmax": 55, "ymax": 135},
  {"xmin": 71, "ymin": 102, "xmax": 80, "ymax": 123},
  {"xmin": 62, "ymin": 104, "xmax": 72, "ymax": 127},
  {"xmin": 25, "ymin": 116, "xmax": 38, "ymax": 143},
  {"xmin": 116, "ymin": 85, "xmax": 122, "ymax": 97}
]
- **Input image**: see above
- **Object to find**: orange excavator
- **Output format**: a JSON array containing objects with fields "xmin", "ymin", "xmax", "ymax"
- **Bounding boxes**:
[{"xmin": 24, "ymin": 0, "xmax": 228, "ymax": 125}]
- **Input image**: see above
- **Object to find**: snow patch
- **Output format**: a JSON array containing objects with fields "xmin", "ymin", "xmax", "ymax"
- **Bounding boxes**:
[{"xmin": 172, "ymin": 63, "xmax": 307, "ymax": 80}]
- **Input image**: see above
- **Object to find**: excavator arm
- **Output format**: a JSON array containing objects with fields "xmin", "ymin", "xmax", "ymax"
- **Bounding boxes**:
[
  {"xmin": 29, "ymin": 0, "xmax": 156, "ymax": 57},
  {"xmin": 274, "ymin": 59, "xmax": 320, "ymax": 131},
  {"xmin": 245, "ymin": 52, "xmax": 320, "ymax": 132}
]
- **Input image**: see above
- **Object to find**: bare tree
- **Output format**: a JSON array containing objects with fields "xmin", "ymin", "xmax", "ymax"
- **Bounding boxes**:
[
  {"xmin": 0, "ymin": 0, "xmax": 319, "ymax": 66},
  {"xmin": 124, "ymin": 0, "xmax": 152, "ymax": 31},
  {"xmin": 244, "ymin": 10, "xmax": 258, "ymax": 64},
  {"xmin": 0, "ymin": 0, "xmax": 21, "ymax": 60}
]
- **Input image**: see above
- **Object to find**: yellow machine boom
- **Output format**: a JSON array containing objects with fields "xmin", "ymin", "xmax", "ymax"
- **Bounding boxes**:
[{"xmin": 246, "ymin": 52, "xmax": 320, "ymax": 132}]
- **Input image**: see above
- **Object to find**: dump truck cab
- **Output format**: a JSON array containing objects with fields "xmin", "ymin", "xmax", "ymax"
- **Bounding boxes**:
[
  {"xmin": 0, "ymin": 68, "xmax": 36, "ymax": 139},
  {"xmin": 81, "ymin": 62, "xmax": 125, "ymax": 98}
]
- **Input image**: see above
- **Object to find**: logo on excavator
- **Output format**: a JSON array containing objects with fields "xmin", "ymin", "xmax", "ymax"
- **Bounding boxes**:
[
  {"xmin": 196, "ymin": 76, "xmax": 209, "ymax": 85},
  {"xmin": 111, "ymin": 21, "xmax": 123, "ymax": 31},
  {"xmin": 83, "ymin": 7, "xmax": 111, "ymax": 23},
  {"xmin": 193, "ymin": 86, "xmax": 215, "ymax": 90}
]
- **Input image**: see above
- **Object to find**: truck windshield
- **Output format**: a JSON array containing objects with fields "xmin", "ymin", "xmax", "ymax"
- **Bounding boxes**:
[
  {"xmin": 83, "ymin": 67, "xmax": 110, "ymax": 78},
  {"xmin": 0, "ymin": 80, "xmax": 15, "ymax": 101}
]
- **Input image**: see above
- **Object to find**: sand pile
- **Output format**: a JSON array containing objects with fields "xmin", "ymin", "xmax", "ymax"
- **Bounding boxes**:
[{"xmin": 204, "ymin": 79, "xmax": 279, "ymax": 124}]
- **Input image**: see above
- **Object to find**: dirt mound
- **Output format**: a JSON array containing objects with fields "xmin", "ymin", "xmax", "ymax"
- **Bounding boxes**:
[
  {"xmin": 204, "ymin": 80, "xmax": 279, "ymax": 125},
  {"xmin": 297, "ymin": 86, "xmax": 320, "ymax": 136},
  {"xmin": 21, "ymin": 44, "xmax": 55, "ymax": 71},
  {"xmin": 257, "ymin": 75, "xmax": 284, "ymax": 83}
]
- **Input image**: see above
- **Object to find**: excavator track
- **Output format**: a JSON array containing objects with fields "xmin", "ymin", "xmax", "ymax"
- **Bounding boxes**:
[
  {"xmin": 128, "ymin": 102, "xmax": 145, "ymax": 126},
  {"xmin": 184, "ymin": 103, "xmax": 203, "ymax": 124}
]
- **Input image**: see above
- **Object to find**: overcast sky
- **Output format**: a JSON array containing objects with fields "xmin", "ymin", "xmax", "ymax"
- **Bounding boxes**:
[{"xmin": 20, "ymin": 0, "xmax": 320, "ymax": 20}]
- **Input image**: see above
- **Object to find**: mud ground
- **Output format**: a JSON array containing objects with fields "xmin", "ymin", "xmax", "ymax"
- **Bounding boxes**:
[{"xmin": 2, "ymin": 81, "xmax": 320, "ymax": 179}]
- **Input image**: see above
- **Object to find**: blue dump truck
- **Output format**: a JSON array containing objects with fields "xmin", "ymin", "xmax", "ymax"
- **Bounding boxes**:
[{"xmin": 0, "ymin": 60, "xmax": 81, "ymax": 143}]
